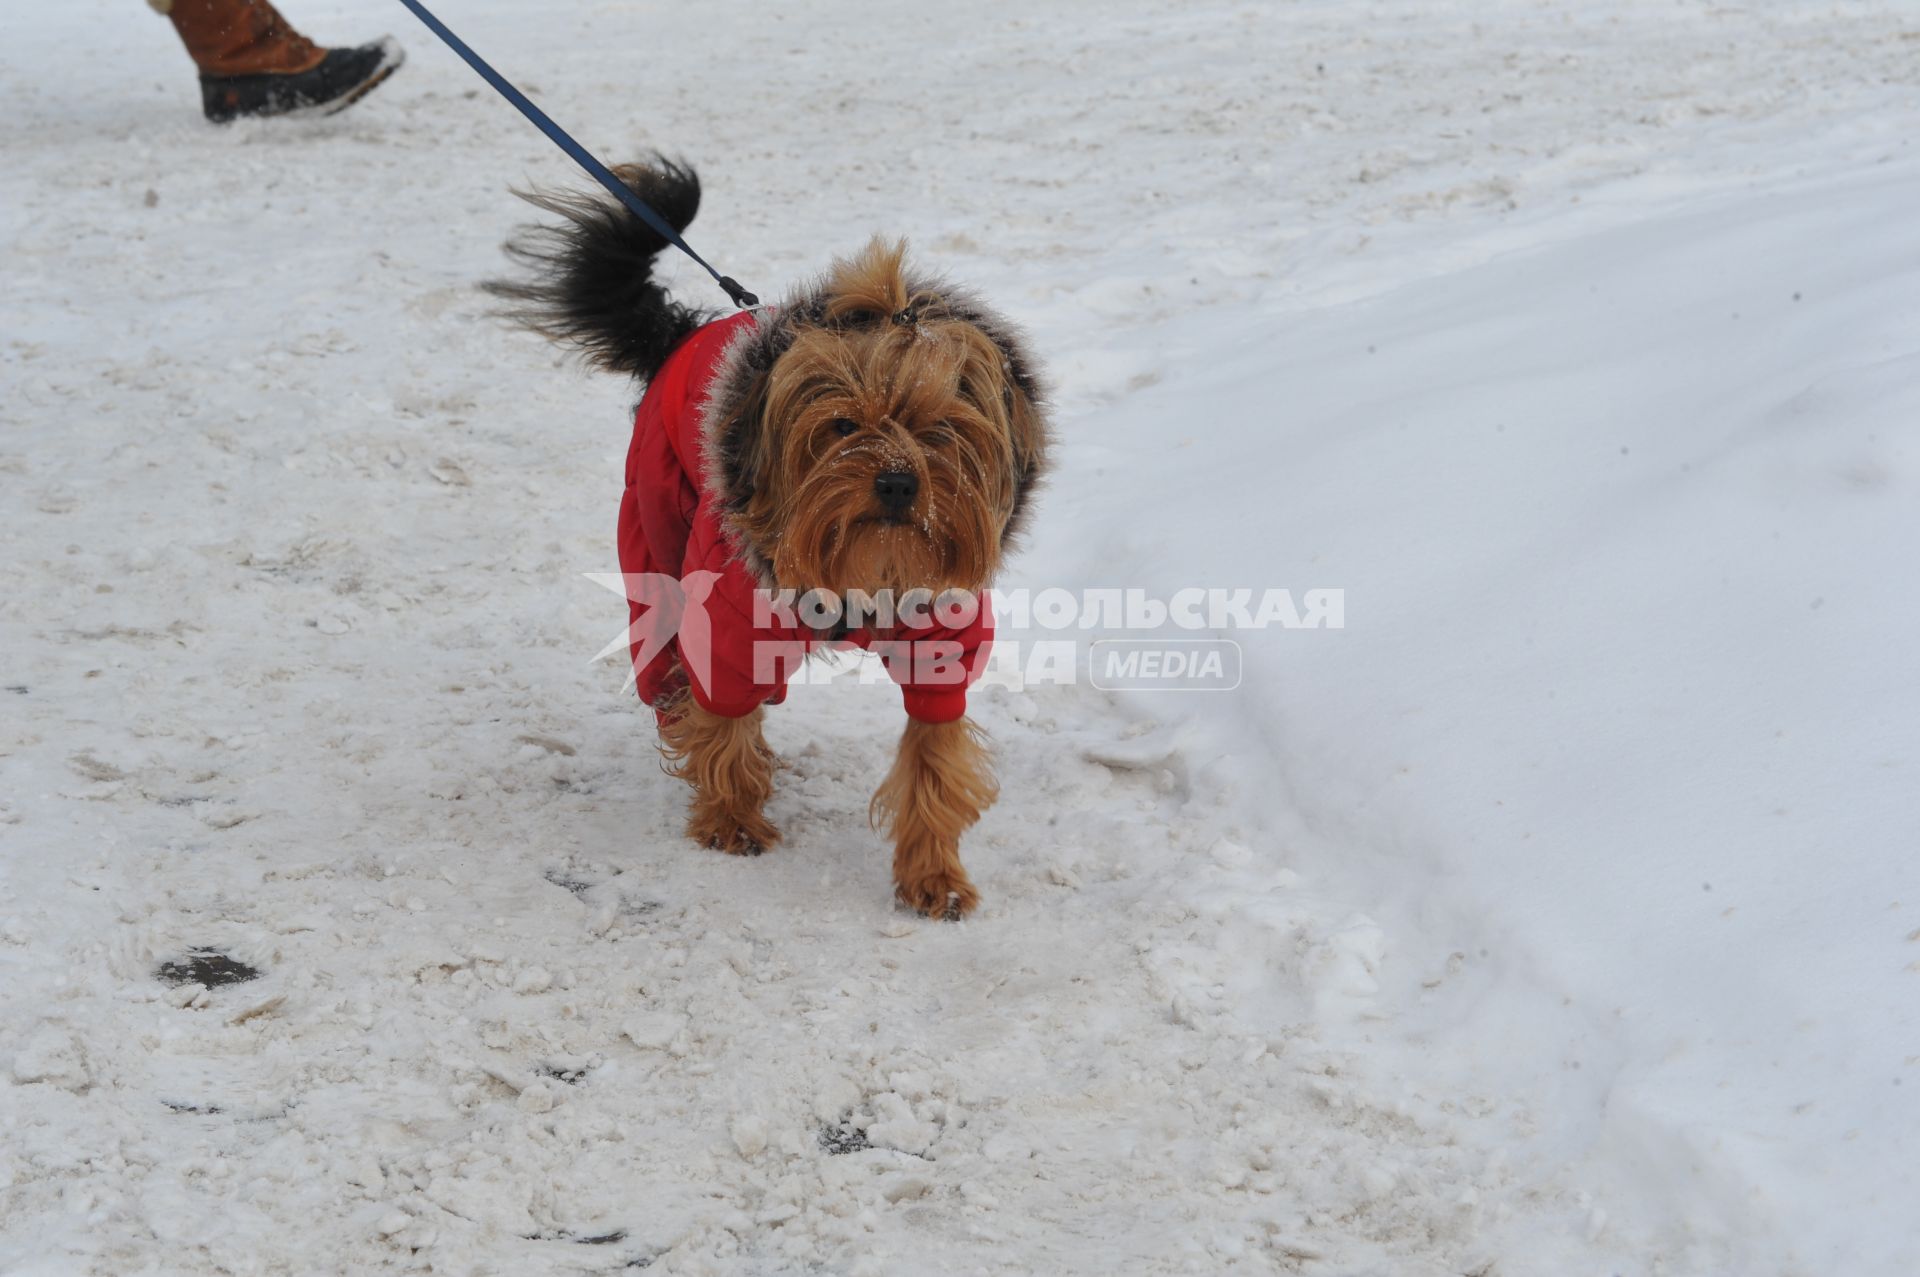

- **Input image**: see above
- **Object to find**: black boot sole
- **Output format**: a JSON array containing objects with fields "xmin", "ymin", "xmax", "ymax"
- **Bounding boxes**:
[{"xmin": 201, "ymin": 37, "xmax": 405, "ymax": 124}]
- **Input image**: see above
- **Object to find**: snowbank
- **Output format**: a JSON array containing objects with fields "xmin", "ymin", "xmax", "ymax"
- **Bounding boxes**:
[{"xmin": 1024, "ymin": 158, "xmax": 1920, "ymax": 1273}]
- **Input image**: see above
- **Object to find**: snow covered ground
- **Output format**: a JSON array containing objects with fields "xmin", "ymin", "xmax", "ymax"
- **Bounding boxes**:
[{"xmin": 3, "ymin": 0, "xmax": 1917, "ymax": 1273}]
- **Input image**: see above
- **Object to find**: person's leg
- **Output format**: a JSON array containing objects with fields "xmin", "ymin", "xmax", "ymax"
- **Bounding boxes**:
[
  {"xmin": 153, "ymin": 0, "xmax": 323, "ymax": 78},
  {"xmin": 149, "ymin": 0, "xmax": 404, "ymax": 123}
]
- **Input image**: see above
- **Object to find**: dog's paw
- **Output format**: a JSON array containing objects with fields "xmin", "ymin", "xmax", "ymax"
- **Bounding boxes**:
[
  {"xmin": 895, "ymin": 871, "xmax": 979, "ymax": 921},
  {"xmin": 687, "ymin": 809, "xmax": 781, "ymax": 857}
]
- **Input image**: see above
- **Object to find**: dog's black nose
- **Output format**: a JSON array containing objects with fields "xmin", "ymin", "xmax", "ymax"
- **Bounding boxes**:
[{"xmin": 873, "ymin": 470, "xmax": 918, "ymax": 512}]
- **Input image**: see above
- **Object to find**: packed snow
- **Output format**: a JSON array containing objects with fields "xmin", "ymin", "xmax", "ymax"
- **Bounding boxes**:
[{"xmin": 3, "ymin": 1, "xmax": 1916, "ymax": 1273}]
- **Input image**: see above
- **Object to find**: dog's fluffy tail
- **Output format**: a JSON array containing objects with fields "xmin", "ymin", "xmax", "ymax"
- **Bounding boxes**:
[{"xmin": 484, "ymin": 156, "xmax": 711, "ymax": 381}]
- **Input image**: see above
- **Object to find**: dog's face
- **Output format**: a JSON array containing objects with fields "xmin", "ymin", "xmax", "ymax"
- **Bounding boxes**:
[{"xmin": 723, "ymin": 242, "xmax": 1046, "ymax": 598}]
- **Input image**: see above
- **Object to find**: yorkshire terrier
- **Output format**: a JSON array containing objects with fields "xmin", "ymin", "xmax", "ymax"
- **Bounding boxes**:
[{"xmin": 488, "ymin": 160, "xmax": 1049, "ymax": 918}]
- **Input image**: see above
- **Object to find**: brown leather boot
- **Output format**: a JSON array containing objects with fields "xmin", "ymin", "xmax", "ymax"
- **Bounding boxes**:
[
  {"xmin": 154, "ymin": 0, "xmax": 405, "ymax": 122},
  {"xmin": 158, "ymin": 0, "xmax": 325, "ymax": 78}
]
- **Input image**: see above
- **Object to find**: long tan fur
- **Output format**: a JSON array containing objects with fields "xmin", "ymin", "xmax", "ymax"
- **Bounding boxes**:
[
  {"xmin": 727, "ymin": 241, "xmax": 1046, "ymax": 598},
  {"xmin": 657, "ymin": 696, "xmax": 779, "ymax": 854},
  {"xmin": 871, "ymin": 717, "xmax": 999, "ymax": 918}
]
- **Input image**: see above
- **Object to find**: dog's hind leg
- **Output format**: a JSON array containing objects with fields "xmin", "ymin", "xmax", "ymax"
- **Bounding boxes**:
[
  {"xmin": 871, "ymin": 717, "xmax": 997, "ymax": 919},
  {"xmin": 657, "ymin": 697, "xmax": 780, "ymax": 855}
]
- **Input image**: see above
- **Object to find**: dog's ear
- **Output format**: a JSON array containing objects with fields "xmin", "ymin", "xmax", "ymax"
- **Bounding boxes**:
[
  {"xmin": 714, "ymin": 364, "xmax": 776, "ymax": 515},
  {"xmin": 698, "ymin": 310, "xmax": 789, "ymax": 527},
  {"xmin": 998, "ymin": 365, "xmax": 1049, "ymax": 543},
  {"xmin": 955, "ymin": 312, "xmax": 1049, "ymax": 543},
  {"xmin": 715, "ymin": 363, "xmax": 794, "ymax": 588}
]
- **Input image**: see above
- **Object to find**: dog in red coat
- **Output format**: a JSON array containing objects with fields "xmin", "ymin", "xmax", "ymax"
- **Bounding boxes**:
[{"xmin": 488, "ymin": 160, "xmax": 1050, "ymax": 917}]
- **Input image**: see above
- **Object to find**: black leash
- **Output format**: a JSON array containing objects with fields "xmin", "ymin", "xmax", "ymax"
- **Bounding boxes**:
[{"xmin": 395, "ymin": 0, "xmax": 759, "ymax": 310}]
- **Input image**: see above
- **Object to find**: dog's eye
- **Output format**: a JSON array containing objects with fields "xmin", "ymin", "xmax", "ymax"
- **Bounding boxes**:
[{"xmin": 831, "ymin": 418, "xmax": 859, "ymax": 437}]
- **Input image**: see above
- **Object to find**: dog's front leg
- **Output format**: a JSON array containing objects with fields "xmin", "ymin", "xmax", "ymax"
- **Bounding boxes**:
[
  {"xmin": 658, "ymin": 700, "xmax": 780, "ymax": 854},
  {"xmin": 871, "ymin": 717, "xmax": 998, "ymax": 918}
]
